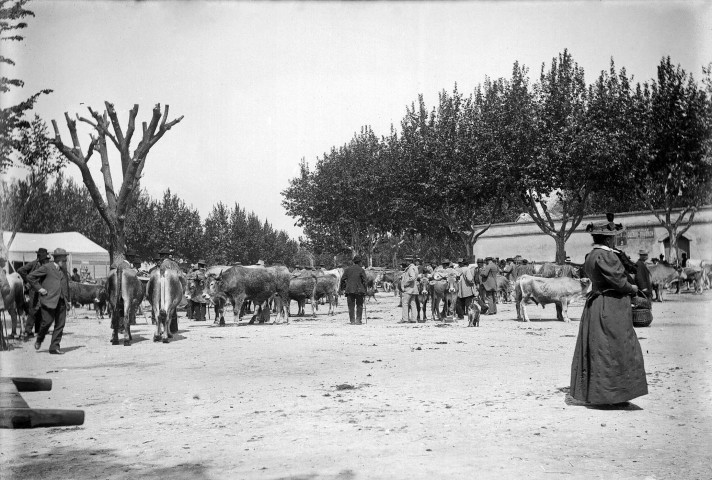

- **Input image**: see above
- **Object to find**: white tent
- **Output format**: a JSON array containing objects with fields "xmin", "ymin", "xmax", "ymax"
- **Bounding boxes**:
[{"xmin": 3, "ymin": 231, "xmax": 111, "ymax": 278}]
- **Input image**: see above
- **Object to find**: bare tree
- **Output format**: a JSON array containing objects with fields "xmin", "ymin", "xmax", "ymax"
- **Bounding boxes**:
[{"xmin": 50, "ymin": 102, "xmax": 183, "ymax": 263}]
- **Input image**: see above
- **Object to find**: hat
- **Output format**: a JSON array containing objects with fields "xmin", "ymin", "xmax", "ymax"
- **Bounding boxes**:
[
  {"xmin": 638, "ymin": 249, "xmax": 649, "ymax": 256},
  {"xmin": 522, "ymin": 259, "xmax": 529, "ymax": 264},
  {"xmin": 36, "ymin": 248, "xmax": 49, "ymax": 259},
  {"xmin": 353, "ymin": 256, "xmax": 362, "ymax": 264},
  {"xmin": 198, "ymin": 259, "xmax": 206, "ymax": 265},
  {"xmin": 457, "ymin": 257, "xmax": 465, "ymax": 263},
  {"xmin": 52, "ymin": 248, "xmax": 68, "ymax": 258},
  {"xmin": 477, "ymin": 258, "xmax": 484, "ymax": 264},
  {"xmin": 506, "ymin": 258, "xmax": 514, "ymax": 262},
  {"xmin": 399, "ymin": 260, "xmax": 409, "ymax": 267},
  {"xmin": 158, "ymin": 247, "xmax": 173, "ymax": 255},
  {"xmin": 585, "ymin": 221, "xmax": 624, "ymax": 236},
  {"xmin": 565, "ymin": 256, "xmax": 571, "ymax": 263},
  {"xmin": 441, "ymin": 258, "xmax": 450, "ymax": 265},
  {"xmin": 485, "ymin": 256, "xmax": 493, "ymax": 262}
]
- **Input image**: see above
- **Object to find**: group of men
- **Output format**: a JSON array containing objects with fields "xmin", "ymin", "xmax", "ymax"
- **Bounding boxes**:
[
  {"xmin": 8, "ymin": 247, "xmax": 72, "ymax": 354},
  {"xmin": 396, "ymin": 255, "xmax": 505, "ymax": 323}
]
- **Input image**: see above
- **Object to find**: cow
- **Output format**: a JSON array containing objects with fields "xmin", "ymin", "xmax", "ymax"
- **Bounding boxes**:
[
  {"xmin": 205, "ymin": 265, "xmax": 289, "ymax": 324},
  {"xmin": 324, "ymin": 267, "xmax": 344, "ymax": 302},
  {"xmin": 649, "ymin": 263, "xmax": 685, "ymax": 302},
  {"xmin": 313, "ymin": 272, "xmax": 340, "ymax": 315},
  {"xmin": 69, "ymin": 281, "xmax": 106, "ymax": 318},
  {"xmin": 289, "ymin": 271, "xmax": 318, "ymax": 317},
  {"xmin": 538, "ymin": 263, "xmax": 559, "ymax": 278},
  {"xmin": 686, "ymin": 259, "xmax": 712, "ymax": 290},
  {"xmin": 380, "ymin": 269, "xmax": 398, "ymax": 293},
  {"xmin": 515, "ymin": 275, "xmax": 590, "ymax": 322},
  {"xmin": 496, "ymin": 274, "xmax": 513, "ymax": 303},
  {"xmin": 147, "ymin": 267, "xmax": 186, "ymax": 343},
  {"xmin": 106, "ymin": 267, "xmax": 145, "ymax": 346},
  {"xmin": 414, "ymin": 276, "xmax": 430, "ymax": 322},
  {"xmin": 513, "ymin": 263, "xmax": 536, "ymax": 280},
  {"xmin": 1, "ymin": 272, "xmax": 26, "ymax": 339},
  {"xmin": 190, "ymin": 265, "xmax": 232, "ymax": 325},
  {"xmin": 430, "ymin": 272, "xmax": 459, "ymax": 321}
]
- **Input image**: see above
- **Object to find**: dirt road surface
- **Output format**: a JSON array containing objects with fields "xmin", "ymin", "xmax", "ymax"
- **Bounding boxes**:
[{"xmin": 2, "ymin": 291, "xmax": 711, "ymax": 479}]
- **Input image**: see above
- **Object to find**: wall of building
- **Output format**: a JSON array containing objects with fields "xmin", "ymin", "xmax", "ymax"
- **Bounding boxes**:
[{"xmin": 472, "ymin": 206, "xmax": 712, "ymax": 264}]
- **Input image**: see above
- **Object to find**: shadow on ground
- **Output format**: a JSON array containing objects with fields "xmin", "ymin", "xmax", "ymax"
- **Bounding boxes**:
[
  {"xmin": 270, "ymin": 470, "xmax": 357, "ymax": 480},
  {"xmin": 7, "ymin": 447, "xmax": 212, "ymax": 480}
]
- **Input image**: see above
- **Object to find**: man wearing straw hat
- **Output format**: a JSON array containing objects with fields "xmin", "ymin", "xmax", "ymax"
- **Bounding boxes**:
[{"xmin": 27, "ymin": 248, "xmax": 71, "ymax": 354}]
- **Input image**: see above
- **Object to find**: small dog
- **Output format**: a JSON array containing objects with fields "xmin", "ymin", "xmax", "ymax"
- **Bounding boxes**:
[{"xmin": 467, "ymin": 303, "xmax": 481, "ymax": 327}]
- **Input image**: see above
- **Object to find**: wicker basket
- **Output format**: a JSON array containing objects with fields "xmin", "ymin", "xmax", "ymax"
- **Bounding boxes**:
[
  {"xmin": 632, "ymin": 308, "xmax": 653, "ymax": 328},
  {"xmin": 631, "ymin": 294, "xmax": 651, "ymax": 310}
]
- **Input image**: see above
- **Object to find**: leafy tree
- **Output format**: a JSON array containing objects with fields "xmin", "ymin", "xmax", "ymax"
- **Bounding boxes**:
[
  {"xmin": 283, "ymin": 127, "xmax": 396, "ymax": 266},
  {"xmin": 51, "ymin": 102, "xmax": 183, "ymax": 263},
  {"xmin": 511, "ymin": 51, "xmax": 633, "ymax": 263},
  {"xmin": 203, "ymin": 202, "xmax": 232, "ymax": 265},
  {"xmin": 631, "ymin": 58, "xmax": 712, "ymax": 262},
  {"xmin": 1, "ymin": 116, "xmax": 65, "ymax": 257},
  {"xmin": 0, "ymin": 0, "xmax": 52, "ymax": 170}
]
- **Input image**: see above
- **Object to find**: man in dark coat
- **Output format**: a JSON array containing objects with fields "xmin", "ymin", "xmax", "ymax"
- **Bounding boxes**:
[
  {"xmin": 480, "ymin": 257, "xmax": 499, "ymax": 315},
  {"xmin": 18, "ymin": 247, "xmax": 50, "ymax": 339},
  {"xmin": 635, "ymin": 249, "xmax": 653, "ymax": 297},
  {"xmin": 570, "ymin": 222, "xmax": 647, "ymax": 406},
  {"xmin": 188, "ymin": 259, "xmax": 208, "ymax": 321},
  {"xmin": 340, "ymin": 256, "xmax": 368, "ymax": 325},
  {"xmin": 27, "ymin": 248, "xmax": 71, "ymax": 354}
]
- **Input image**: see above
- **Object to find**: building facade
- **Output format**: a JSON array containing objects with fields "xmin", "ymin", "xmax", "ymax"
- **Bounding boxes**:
[{"xmin": 472, "ymin": 206, "xmax": 712, "ymax": 264}]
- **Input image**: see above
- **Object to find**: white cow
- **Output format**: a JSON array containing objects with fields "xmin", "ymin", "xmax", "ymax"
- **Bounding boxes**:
[{"xmin": 515, "ymin": 275, "xmax": 590, "ymax": 322}]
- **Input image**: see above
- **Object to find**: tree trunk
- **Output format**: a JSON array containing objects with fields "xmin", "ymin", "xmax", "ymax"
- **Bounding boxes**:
[
  {"xmin": 554, "ymin": 235, "xmax": 567, "ymax": 264},
  {"xmin": 667, "ymin": 226, "xmax": 678, "ymax": 265}
]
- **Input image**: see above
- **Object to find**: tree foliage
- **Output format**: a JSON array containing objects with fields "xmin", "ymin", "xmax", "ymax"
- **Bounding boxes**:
[{"xmin": 0, "ymin": 0, "xmax": 52, "ymax": 170}]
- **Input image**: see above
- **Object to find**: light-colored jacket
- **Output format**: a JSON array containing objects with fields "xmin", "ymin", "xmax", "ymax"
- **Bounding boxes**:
[
  {"xmin": 457, "ymin": 264, "xmax": 477, "ymax": 298},
  {"xmin": 400, "ymin": 264, "xmax": 419, "ymax": 295}
]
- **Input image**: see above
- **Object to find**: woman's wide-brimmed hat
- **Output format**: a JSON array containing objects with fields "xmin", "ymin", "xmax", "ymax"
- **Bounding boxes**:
[{"xmin": 585, "ymin": 221, "xmax": 625, "ymax": 236}]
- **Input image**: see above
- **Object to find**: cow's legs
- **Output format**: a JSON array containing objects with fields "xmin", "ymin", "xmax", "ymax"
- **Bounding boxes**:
[
  {"xmin": 520, "ymin": 296, "xmax": 530, "ymax": 322},
  {"xmin": 555, "ymin": 302, "xmax": 564, "ymax": 321},
  {"xmin": 560, "ymin": 299, "xmax": 571, "ymax": 322}
]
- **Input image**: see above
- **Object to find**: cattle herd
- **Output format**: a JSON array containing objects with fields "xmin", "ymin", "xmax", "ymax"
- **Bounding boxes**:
[{"xmin": 2, "ymin": 256, "xmax": 709, "ymax": 348}]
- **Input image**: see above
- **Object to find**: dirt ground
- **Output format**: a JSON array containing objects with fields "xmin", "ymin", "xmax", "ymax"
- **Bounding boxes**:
[{"xmin": 1, "ymin": 290, "xmax": 711, "ymax": 480}]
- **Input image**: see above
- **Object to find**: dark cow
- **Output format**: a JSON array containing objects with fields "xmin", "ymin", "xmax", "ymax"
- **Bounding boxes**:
[
  {"xmin": 649, "ymin": 263, "xmax": 685, "ymax": 302},
  {"xmin": 414, "ymin": 276, "xmax": 430, "ymax": 322},
  {"xmin": 106, "ymin": 267, "xmax": 145, "ymax": 346},
  {"xmin": 147, "ymin": 267, "xmax": 186, "ymax": 343},
  {"xmin": 515, "ymin": 275, "xmax": 590, "ymax": 322},
  {"xmin": 289, "ymin": 271, "xmax": 318, "ymax": 317},
  {"xmin": 69, "ymin": 281, "xmax": 106, "ymax": 318},
  {"xmin": 2, "ymin": 272, "xmax": 26, "ymax": 339},
  {"xmin": 205, "ymin": 265, "xmax": 289, "ymax": 324},
  {"xmin": 430, "ymin": 272, "xmax": 459, "ymax": 321},
  {"xmin": 496, "ymin": 274, "xmax": 513, "ymax": 303},
  {"xmin": 185, "ymin": 265, "xmax": 229, "ymax": 324}
]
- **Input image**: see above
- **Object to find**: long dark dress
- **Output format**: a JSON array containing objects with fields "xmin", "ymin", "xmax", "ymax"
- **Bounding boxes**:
[{"xmin": 570, "ymin": 246, "xmax": 648, "ymax": 404}]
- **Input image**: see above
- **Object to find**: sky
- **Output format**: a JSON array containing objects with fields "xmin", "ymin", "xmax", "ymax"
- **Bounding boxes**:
[{"xmin": 3, "ymin": 0, "xmax": 711, "ymax": 239}]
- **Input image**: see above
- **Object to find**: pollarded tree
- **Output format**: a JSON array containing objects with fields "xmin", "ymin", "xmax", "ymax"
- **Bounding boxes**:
[
  {"xmin": 50, "ymin": 102, "xmax": 183, "ymax": 263},
  {"xmin": 631, "ymin": 58, "xmax": 712, "ymax": 262}
]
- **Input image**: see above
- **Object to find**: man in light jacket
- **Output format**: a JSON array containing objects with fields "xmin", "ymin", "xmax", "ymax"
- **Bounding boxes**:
[{"xmin": 399, "ymin": 257, "xmax": 419, "ymax": 323}]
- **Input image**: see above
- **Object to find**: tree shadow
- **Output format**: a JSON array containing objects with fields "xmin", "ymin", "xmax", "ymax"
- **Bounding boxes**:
[
  {"xmin": 7, "ymin": 446, "xmax": 213, "ymax": 480},
  {"xmin": 269, "ymin": 470, "xmax": 357, "ymax": 480}
]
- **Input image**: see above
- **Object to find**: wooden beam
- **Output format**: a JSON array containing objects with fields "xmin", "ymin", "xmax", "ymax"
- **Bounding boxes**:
[{"xmin": 0, "ymin": 408, "xmax": 85, "ymax": 429}]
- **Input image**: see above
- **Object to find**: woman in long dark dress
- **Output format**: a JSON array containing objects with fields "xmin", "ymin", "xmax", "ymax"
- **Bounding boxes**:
[{"xmin": 570, "ymin": 222, "xmax": 648, "ymax": 405}]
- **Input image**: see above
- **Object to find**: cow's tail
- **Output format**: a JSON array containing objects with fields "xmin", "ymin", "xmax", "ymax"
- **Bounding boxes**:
[
  {"xmin": 112, "ymin": 266, "xmax": 125, "ymax": 330},
  {"xmin": 159, "ymin": 273, "xmax": 167, "ymax": 316}
]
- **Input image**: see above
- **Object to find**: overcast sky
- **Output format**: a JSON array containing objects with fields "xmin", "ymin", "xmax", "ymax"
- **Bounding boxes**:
[{"xmin": 4, "ymin": 0, "xmax": 711, "ymax": 239}]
